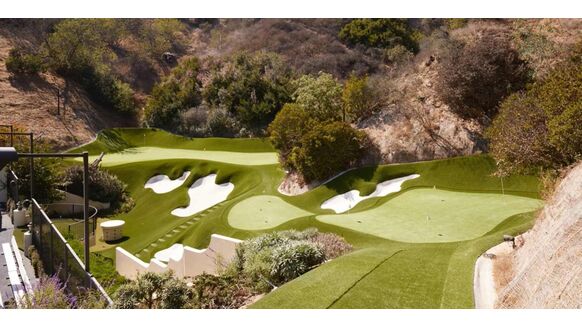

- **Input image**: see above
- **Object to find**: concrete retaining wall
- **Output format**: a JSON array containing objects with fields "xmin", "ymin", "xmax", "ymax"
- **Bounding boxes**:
[{"xmin": 116, "ymin": 234, "xmax": 241, "ymax": 280}]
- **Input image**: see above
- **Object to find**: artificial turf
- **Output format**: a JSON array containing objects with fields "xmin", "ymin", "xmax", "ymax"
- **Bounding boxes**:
[
  {"xmin": 228, "ymin": 195, "xmax": 313, "ymax": 230},
  {"xmin": 74, "ymin": 146, "xmax": 279, "ymax": 167},
  {"xmin": 69, "ymin": 128, "xmax": 543, "ymax": 308},
  {"xmin": 316, "ymin": 188, "xmax": 542, "ymax": 243}
]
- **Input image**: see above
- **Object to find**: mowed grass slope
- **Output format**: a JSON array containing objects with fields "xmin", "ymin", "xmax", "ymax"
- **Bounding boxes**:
[{"xmin": 73, "ymin": 128, "xmax": 543, "ymax": 308}]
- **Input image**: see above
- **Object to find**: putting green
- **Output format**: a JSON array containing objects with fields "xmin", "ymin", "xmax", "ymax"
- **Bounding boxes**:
[
  {"xmin": 316, "ymin": 188, "xmax": 543, "ymax": 243},
  {"xmin": 75, "ymin": 146, "xmax": 279, "ymax": 167},
  {"xmin": 228, "ymin": 195, "xmax": 313, "ymax": 230}
]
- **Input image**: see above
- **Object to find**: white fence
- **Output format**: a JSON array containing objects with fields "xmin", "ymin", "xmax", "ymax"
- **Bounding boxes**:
[{"xmin": 116, "ymin": 234, "xmax": 241, "ymax": 280}]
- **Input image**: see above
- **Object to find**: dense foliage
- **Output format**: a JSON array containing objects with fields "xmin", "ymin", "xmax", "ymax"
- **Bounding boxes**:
[
  {"xmin": 289, "ymin": 122, "xmax": 368, "ymax": 182},
  {"xmin": 487, "ymin": 47, "xmax": 582, "ymax": 174},
  {"xmin": 292, "ymin": 72, "xmax": 343, "ymax": 122},
  {"xmin": 61, "ymin": 165, "xmax": 128, "ymax": 208},
  {"xmin": 435, "ymin": 33, "xmax": 530, "ymax": 119},
  {"xmin": 339, "ymin": 19, "xmax": 420, "ymax": 53},
  {"xmin": 113, "ymin": 271, "xmax": 190, "ymax": 309},
  {"xmin": 203, "ymin": 52, "xmax": 294, "ymax": 131},
  {"xmin": 5, "ymin": 47, "xmax": 46, "ymax": 74},
  {"xmin": 342, "ymin": 74, "xmax": 378, "ymax": 122},
  {"xmin": 232, "ymin": 229, "xmax": 351, "ymax": 292},
  {"xmin": 268, "ymin": 104, "xmax": 314, "ymax": 163},
  {"xmin": 144, "ymin": 57, "xmax": 202, "ymax": 130}
]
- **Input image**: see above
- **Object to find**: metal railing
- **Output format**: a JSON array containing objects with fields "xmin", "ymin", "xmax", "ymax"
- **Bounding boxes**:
[
  {"xmin": 30, "ymin": 199, "xmax": 112, "ymax": 305},
  {"xmin": 6, "ymin": 169, "xmax": 112, "ymax": 305}
]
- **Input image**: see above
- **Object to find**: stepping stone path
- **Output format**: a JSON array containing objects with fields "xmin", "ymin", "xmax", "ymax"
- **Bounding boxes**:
[{"xmin": 134, "ymin": 203, "xmax": 223, "ymax": 260}]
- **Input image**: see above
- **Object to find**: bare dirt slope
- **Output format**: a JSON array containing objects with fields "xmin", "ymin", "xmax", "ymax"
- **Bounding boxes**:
[
  {"xmin": 495, "ymin": 162, "xmax": 582, "ymax": 308},
  {"xmin": 0, "ymin": 29, "xmax": 135, "ymax": 150}
]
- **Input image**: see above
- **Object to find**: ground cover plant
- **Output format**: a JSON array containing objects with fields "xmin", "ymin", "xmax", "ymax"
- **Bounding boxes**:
[{"xmin": 70, "ymin": 128, "xmax": 542, "ymax": 308}]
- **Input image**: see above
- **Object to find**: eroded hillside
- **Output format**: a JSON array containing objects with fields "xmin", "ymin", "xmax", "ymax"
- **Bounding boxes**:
[{"xmin": 495, "ymin": 162, "xmax": 582, "ymax": 308}]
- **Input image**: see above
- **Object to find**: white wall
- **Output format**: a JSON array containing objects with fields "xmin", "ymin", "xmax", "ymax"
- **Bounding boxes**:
[{"xmin": 116, "ymin": 234, "xmax": 241, "ymax": 280}]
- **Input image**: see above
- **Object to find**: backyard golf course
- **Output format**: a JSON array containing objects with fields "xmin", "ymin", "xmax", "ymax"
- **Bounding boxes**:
[{"xmin": 71, "ymin": 128, "xmax": 543, "ymax": 308}]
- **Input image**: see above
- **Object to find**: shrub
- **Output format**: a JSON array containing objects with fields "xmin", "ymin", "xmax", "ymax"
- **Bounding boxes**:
[
  {"xmin": 292, "ymin": 72, "xmax": 343, "ymax": 122},
  {"xmin": 76, "ymin": 65, "xmax": 136, "ymax": 113},
  {"xmin": 309, "ymin": 232, "xmax": 353, "ymax": 259},
  {"xmin": 21, "ymin": 275, "xmax": 74, "ymax": 309},
  {"xmin": 487, "ymin": 47, "xmax": 582, "ymax": 174},
  {"xmin": 435, "ymin": 33, "xmax": 530, "ymax": 119},
  {"xmin": 11, "ymin": 140, "xmax": 62, "ymax": 204},
  {"xmin": 232, "ymin": 229, "xmax": 350, "ymax": 292},
  {"xmin": 342, "ymin": 74, "xmax": 379, "ymax": 122},
  {"xmin": 339, "ymin": 19, "xmax": 420, "ymax": 53},
  {"xmin": 113, "ymin": 271, "xmax": 190, "ymax": 309},
  {"xmin": 61, "ymin": 165, "xmax": 127, "ymax": 207},
  {"xmin": 270, "ymin": 240, "xmax": 325, "ymax": 284},
  {"xmin": 144, "ymin": 57, "xmax": 202, "ymax": 130},
  {"xmin": 5, "ymin": 47, "xmax": 46, "ymax": 74},
  {"xmin": 203, "ymin": 52, "xmax": 294, "ymax": 132},
  {"xmin": 268, "ymin": 103, "xmax": 314, "ymax": 164},
  {"xmin": 206, "ymin": 107, "xmax": 240, "ymax": 137},
  {"xmin": 289, "ymin": 122, "xmax": 367, "ymax": 182},
  {"xmin": 383, "ymin": 44, "xmax": 414, "ymax": 65},
  {"xmin": 190, "ymin": 273, "xmax": 254, "ymax": 309}
]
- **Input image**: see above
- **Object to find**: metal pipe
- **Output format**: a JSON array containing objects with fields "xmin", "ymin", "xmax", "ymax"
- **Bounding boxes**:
[
  {"xmin": 82, "ymin": 151, "xmax": 90, "ymax": 272},
  {"xmin": 29, "ymin": 133, "xmax": 34, "ymax": 200}
]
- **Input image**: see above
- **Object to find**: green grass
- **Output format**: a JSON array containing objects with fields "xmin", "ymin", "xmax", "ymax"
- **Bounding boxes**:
[
  {"xmin": 72, "ymin": 146, "xmax": 279, "ymax": 167},
  {"xmin": 228, "ymin": 195, "xmax": 313, "ymax": 230},
  {"xmin": 316, "ymin": 188, "xmax": 542, "ymax": 243},
  {"xmin": 69, "ymin": 128, "xmax": 544, "ymax": 308}
]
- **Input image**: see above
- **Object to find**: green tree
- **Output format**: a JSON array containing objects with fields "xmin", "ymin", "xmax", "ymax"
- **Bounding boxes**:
[
  {"xmin": 292, "ymin": 72, "xmax": 343, "ymax": 122},
  {"xmin": 136, "ymin": 19, "xmax": 187, "ymax": 59},
  {"xmin": 289, "ymin": 122, "xmax": 367, "ymax": 182},
  {"xmin": 268, "ymin": 104, "xmax": 314, "ymax": 164},
  {"xmin": 44, "ymin": 19, "xmax": 120, "ymax": 74},
  {"xmin": 144, "ymin": 57, "xmax": 202, "ymax": 130},
  {"xmin": 203, "ymin": 52, "xmax": 294, "ymax": 131},
  {"xmin": 339, "ymin": 19, "xmax": 420, "ymax": 53}
]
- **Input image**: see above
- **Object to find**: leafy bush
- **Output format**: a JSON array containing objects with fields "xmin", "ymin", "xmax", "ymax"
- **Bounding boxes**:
[
  {"xmin": 339, "ymin": 19, "xmax": 420, "ymax": 53},
  {"xmin": 383, "ymin": 44, "xmax": 414, "ymax": 65},
  {"xmin": 342, "ymin": 74, "xmax": 380, "ymax": 122},
  {"xmin": 5, "ymin": 47, "xmax": 46, "ymax": 74},
  {"xmin": 435, "ymin": 33, "xmax": 530, "ymax": 119},
  {"xmin": 268, "ymin": 104, "xmax": 314, "ymax": 164},
  {"xmin": 206, "ymin": 107, "xmax": 240, "ymax": 137},
  {"xmin": 10, "ymin": 139, "xmax": 62, "ymax": 204},
  {"xmin": 190, "ymin": 273, "xmax": 254, "ymax": 309},
  {"xmin": 292, "ymin": 72, "xmax": 343, "ymax": 122},
  {"xmin": 203, "ymin": 52, "xmax": 294, "ymax": 132},
  {"xmin": 232, "ymin": 229, "xmax": 350, "ymax": 292},
  {"xmin": 144, "ymin": 57, "xmax": 202, "ymax": 130},
  {"xmin": 113, "ymin": 271, "xmax": 190, "ymax": 309},
  {"xmin": 21, "ymin": 275, "xmax": 74, "ymax": 309},
  {"xmin": 61, "ymin": 165, "xmax": 127, "ymax": 207},
  {"xmin": 487, "ymin": 47, "xmax": 582, "ymax": 174},
  {"xmin": 289, "ymin": 122, "xmax": 367, "ymax": 182},
  {"xmin": 135, "ymin": 19, "xmax": 187, "ymax": 59},
  {"xmin": 309, "ymin": 232, "xmax": 353, "ymax": 260},
  {"xmin": 76, "ymin": 65, "xmax": 136, "ymax": 113},
  {"xmin": 270, "ymin": 240, "xmax": 325, "ymax": 284}
]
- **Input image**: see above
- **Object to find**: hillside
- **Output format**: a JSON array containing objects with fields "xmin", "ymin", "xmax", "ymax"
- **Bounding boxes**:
[
  {"xmin": 1, "ymin": 18, "xmax": 580, "ymax": 160},
  {"xmin": 0, "ymin": 26, "xmax": 136, "ymax": 150},
  {"xmin": 495, "ymin": 162, "xmax": 582, "ymax": 308}
]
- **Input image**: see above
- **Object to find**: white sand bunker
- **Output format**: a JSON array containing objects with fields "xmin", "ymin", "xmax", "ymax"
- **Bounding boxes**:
[
  {"xmin": 154, "ymin": 244, "xmax": 184, "ymax": 263},
  {"xmin": 321, "ymin": 174, "xmax": 420, "ymax": 213},
  {"xmin": 171, "ymin": 174, "xmax": 235, "ymax": 217},
  {"xmin": 145, "ymin": 171, "xmax": 191, "ymax": 194}
]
